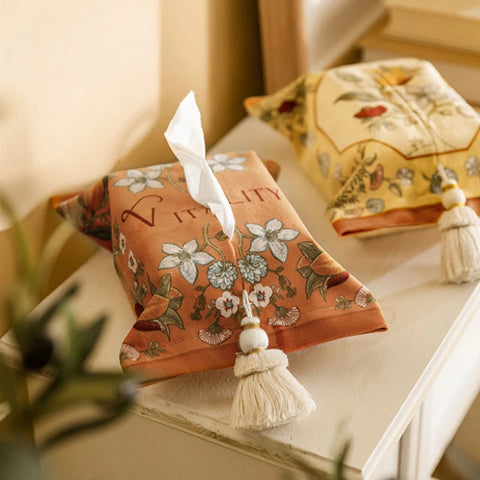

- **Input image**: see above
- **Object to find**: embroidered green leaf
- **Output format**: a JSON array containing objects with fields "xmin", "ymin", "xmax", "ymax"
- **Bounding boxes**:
[
  {"xmin": 162, "ymin": 308, "xmax": 184, "ymax": 329},
  {"xmin": 305, "ymin": 272, "xmax": 329, "ymax": 300},
  {"xmin": 335, "ymin": 294, "xmax": 353, "ymax": 311},
  {"xmin": 147, "ymin": 274, "xmax": 157, "ymax": 296},
  {"xmin": 99, "ymin": 176, "xmax": 110, "ymax": 209},
  {"xmin": 334, "ymin": 92, "xmax": 382, "ymax": 104},
  {"xmin": 364, "ymin": 153, "xmax": 377, "ymax": 166},
  {"xmin": 279, "ymin": 275, "xmax": 289, "ymax": 289},
  {"xmin": 157, "ymin": 274, "xmax": 171, "ymax": 297},
  {"xmin": 84, "ymin": 227, "xmax": 111, "ymax": 241},
  {"xmin": 335, "ymin": 72, "xmax": 363, "ymax": 83},
  {"xmin": 168, "ymin": 295, "xmax": 184, "ymax": 311},
  {"xmin": 389, "ymin": 182, "xmax": 402, "ymax": 197},
  {"xmin": 142, "ymin": 341, "xmax": 166, "ymax": 357},
  {"xmin": 298, "ymin": 241, "xmax": 321, "ymax": 263},
  {"xmin": 77, "ymin": 194, "xmax": 87, "ymax": 209},
  {"xmin": 150, "ymin": 306, "xmax": 185, "ymax": 340},
  {"xmin": 190, "ymin": 310, "xmax": 199, "ymax": 320},
  {"xmin": 297, "ymin": 265, "xmax": 312, "ymax": 279}
]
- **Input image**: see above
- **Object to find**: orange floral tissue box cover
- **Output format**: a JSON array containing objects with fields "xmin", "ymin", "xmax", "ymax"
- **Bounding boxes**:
[
  {"xmin": 245, "ymin": 58, "xmax": 480, "ymax": 237},
  {"xmin": 52, "ymin": 151, "xmax": 387, "ymax": 382}
]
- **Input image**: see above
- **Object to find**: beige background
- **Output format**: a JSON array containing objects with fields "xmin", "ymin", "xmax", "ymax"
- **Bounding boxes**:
[{"xmin": 0, "ymin": 0, "xmax": 263, "ymax": 332}]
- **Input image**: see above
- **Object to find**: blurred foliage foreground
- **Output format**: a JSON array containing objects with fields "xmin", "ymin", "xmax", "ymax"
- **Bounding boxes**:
[
  {"xmin": 0, "ymin": 198, "xmax": 138, "ymax": 479},
  {"xmin": 0, "ymin": 197, "xmax": 350, "ymax": 480}
]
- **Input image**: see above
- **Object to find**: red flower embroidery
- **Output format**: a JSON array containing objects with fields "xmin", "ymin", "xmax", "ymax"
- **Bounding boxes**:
[
  {"xmin": 278, "ymin": 100, "xmax": 297, "ymax": 113},
  {"xmin": 326, "ymin": 271, "xmax": 350, "ymax": 288},
  {"xmin": 369, "ymin": 164, "xmax": 384, "ymax": 190},
  {"xmin": 397, "ymin": 76, "xmax": 412, "ymax": 85},
  {"xmin": 354, "ymin": 105, "xmax": 387, "ymax": 118}
]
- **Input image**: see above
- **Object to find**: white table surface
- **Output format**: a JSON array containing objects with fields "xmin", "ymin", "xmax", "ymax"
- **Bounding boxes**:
[{"xmin": 3, "ymin": 117, "xmax": 479, "ymax": 479}]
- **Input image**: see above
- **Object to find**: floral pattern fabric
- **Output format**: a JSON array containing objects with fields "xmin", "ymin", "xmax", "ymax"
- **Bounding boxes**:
[
  {"xmin": 53, "ymin": 151, "xmax": 387, "ymax": 381},
  {"xmin": 245, "ymin": 58, "xmax": 480, "ymax": 237}
]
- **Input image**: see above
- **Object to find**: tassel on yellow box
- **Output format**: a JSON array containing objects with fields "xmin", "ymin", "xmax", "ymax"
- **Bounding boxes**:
[{"xmin": 437, "ymin": 165, "xmax": 480, "ymax": 283}]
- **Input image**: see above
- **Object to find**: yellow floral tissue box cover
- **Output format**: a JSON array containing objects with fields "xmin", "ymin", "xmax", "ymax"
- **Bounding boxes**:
[{"xmin": 246, "ymin": 58, "xmax": 480, "ymax": 236}]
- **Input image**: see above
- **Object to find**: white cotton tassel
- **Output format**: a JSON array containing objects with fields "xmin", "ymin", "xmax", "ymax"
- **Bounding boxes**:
[
  {"xmin": 437, "ymin": 165, "xmax": 480, "ymax": 283},
  {"xmin": 230, "ymin": 291, "xmax": 316, "ymax": 431}
]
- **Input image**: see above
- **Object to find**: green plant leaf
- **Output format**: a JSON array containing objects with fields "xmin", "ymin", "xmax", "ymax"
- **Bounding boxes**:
[
  {"xmin": 36, "ymin": 283, "xmax": 79, "ymax": 328},
  {"xmin": 333, "ymin": 440, "xmax": 351, "ymax": 480},
  {"xmin": 62, "ymin": 315, "xmax": 107, "ymax": 375},
  {"xmin": 0, "ymin": 441, "xmax": 45, "ymax": 480},
  {"xmin": 33, "ymin": 373, "xmax": 130, "ymax": 418},
  {"xmin": 39, "ymin": 398, "xmax": 131, "ymax": 452}
]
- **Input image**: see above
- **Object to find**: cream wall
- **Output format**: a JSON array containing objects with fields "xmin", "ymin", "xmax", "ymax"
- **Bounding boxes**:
[{"xmin": 0, "ymin": 0, "xmax": 263, "ymax": 331}]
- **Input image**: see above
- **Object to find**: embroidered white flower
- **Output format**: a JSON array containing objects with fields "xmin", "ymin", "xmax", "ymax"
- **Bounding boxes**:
[
  {"xmin": 158, "ymin": 239, "xmax": 214, "ymax": 285},
  {"xmin": 246, "ymin": 219, "xmax": 299, "ymax": 263},
  {"xmin": 207, "ymin": 261, "xmax": 238, "ymax": 290},
  {"xmin": 238, "ymin": 254, "xmax": 268, "ymax": 284},
  {"xmin": 249, "ymin": 284, "xmax": 273, "ymax": 309},
  {"xmin": 128, "ymin": 250, "xmax": 138, "ymax": 273},
  {"xmin": 333, "ymin": 164, "xmax": 343, "ymax": 183},
  {"xmin": 404, "ymin": 84, "xmax": 455, "ymax": 110},
  {"xmin": 198, "ymin": 323, "xmax": 233, "ymax": 345},
  {"xmin": 268, "ymin": 306, "xmax": 301, "ymax": 327},
  {"xmin": 395, "ymin": 167, "xmax": 414, "ymax": 185},
  {"xmin": 465, "ymin": 156, "xmax": 480, "ymax": 176},
  {"xmin": 318, "ymin": 152, "xmax": 330, "ymax": 178},
  {"xmin": 147, "ymin": 162, "xmax": 175, "ymax": 171},
  {"xmin": 119, "ymin": 233, "xmax": 127, "ymax": 255},
  {"xmin": 120, "ymin": 343, "xmax": 140, "ymax": 361},
  {"xmin": 114, "ymin": 169, "xmax": 164, "ymax": 194},
  {"xmin": 354, "ymin": 286, "xmax": 374, "ymax": 307},
  {"xmin": 300, "ymin": 131, "xmax": 316, "ymax": 147},
  {"xmin": 207, "ymin": 154, "xmax": 246, "ymax": 172},
  {"xmin": 215, "ymin": 291, "xmax": 240, "ymax": 317}
]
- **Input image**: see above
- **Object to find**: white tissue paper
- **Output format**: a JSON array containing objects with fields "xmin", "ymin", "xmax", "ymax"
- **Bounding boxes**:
[{"xmin": 164, "ymin": 91, "xmax": 235, "ymax": 239}]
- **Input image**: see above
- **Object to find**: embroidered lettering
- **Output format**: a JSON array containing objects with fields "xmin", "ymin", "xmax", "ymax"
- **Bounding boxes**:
[
  {"xmin": 241, "ymin": 190, "xmax": 251, "ymax": 202},
  {"xmin": 265, "ymin": 187, "xmax": 281, "ymax": 200},
  {"xmin": 182, "ymin": 208, "xmax": 197, "ymax": 219},
  {"xmin": 225, "ymin": 194, "xmax": 243, "ymax": 205},
  {"xmin": 249, "ymin": 188, "xmax": 265, "ymax": 201},
  {"xmin": 121, "ymin": 195, "xmax": 163, "ymax": 227}
]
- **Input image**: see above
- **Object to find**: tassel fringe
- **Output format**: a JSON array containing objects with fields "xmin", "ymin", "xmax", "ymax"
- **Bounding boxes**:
[
  {"xmin": 230, "ymin": 291, "xmax": 316, "ymax": 430},
  {"xmin": 231, "ymin": 349, "xmax": 316, "ymax": 430},
  {"xmin": 437, "ymin": 165, "xmax": 480, "ymax": 284},
  {"xmin": 438, "ymin": 206, "xmax": 480, "ymax": 283}
]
